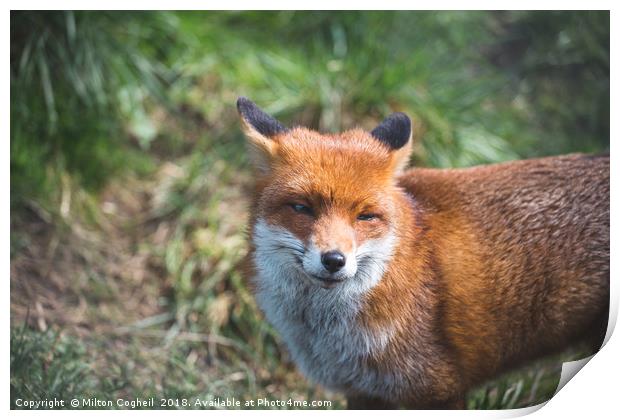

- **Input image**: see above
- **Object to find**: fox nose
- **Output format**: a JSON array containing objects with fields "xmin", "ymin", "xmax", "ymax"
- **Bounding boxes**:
[{"xmin": 321, "ymin": 250, "xmax": 346, "ymax": 273}]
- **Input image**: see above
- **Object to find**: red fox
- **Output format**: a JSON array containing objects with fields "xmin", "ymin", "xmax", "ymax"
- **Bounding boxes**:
[{"xmin": 237, "ymin": 97, "xmax": 610, "ymax": 409}]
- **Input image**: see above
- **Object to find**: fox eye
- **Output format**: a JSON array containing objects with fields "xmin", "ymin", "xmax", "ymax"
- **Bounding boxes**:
[
  {"xmin": 357, "ymin": 213, "xmax": 378, "ymax": 221},
  {"xmin": 290, "ymin": 203, "xmax": 313, "ymax": 216}
]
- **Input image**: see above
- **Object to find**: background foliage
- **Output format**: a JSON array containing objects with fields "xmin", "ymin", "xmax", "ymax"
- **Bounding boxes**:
[{"xmin": 10, "ymin": 11, "xmax": 609, "ymax": 409}]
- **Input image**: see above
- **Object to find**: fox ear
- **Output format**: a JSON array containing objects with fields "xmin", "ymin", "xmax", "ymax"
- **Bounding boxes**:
[
  {"xmin": 371, "ymin": 112, "xmax": 411, "ymax": 150},
  {"xmin": 371, "ymin": 112, "xmax": 413, "ymax": 173},
  {"xmin": 237, "ymin": 97, "xmax": 288, "ymax": 172}
]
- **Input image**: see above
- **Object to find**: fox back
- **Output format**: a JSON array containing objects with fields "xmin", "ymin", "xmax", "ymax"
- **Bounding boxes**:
[{"xmin": 238, "ymin": 98, "xmax": 610, "ymax": 409}]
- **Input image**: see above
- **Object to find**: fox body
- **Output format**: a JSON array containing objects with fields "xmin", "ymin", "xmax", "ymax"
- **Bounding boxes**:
[{"xmin": 238, "ymin": 98, "xmax": 610, "ymax": 409}]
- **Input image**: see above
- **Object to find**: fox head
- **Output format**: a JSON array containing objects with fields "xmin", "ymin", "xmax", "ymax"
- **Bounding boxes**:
[{"xmin": 238, "ymin": 97, "xmax": 412, "ymax": 292}]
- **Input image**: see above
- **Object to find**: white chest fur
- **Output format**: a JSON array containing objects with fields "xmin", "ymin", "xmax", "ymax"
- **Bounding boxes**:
[{"xmin": 252, "ymin": 219, "xmax": 399, "ymax": 395}]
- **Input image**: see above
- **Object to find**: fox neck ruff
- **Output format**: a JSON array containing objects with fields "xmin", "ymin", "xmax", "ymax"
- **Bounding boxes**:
[{"xmin": 250, "ymin": 202, "xmax": 443, "ymax": 400}]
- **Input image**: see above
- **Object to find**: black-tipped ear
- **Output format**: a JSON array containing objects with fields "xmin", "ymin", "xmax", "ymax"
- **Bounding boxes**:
[
  {"xmin": 370, "ymin": 112, "xmax": 411, "ymax": 150},
  {"xmin": 237, "ymin": 97, "xmax": 288, "ymax": 137}
]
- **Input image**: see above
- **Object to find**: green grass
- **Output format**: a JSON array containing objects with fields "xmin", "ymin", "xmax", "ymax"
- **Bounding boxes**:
[
  {"xmin": 10, "ymin": 324, "xmax": 120, "ymax": 409},
  {"xmin": 11, "ymin": 323, "xmax": 589, "ymax": 409},
  {"xmin": 10, "ymin": 11, "xmax": 609, "ymax": 410}
]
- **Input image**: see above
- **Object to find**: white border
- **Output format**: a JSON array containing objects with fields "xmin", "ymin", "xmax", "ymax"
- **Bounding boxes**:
[
  {"xmin": 3, "ymin": 1, "xmax": 617, "ymax": 10},
  {"xmin": 4, "ymin": 4, "xmax": 617, "ymax": 420}
]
